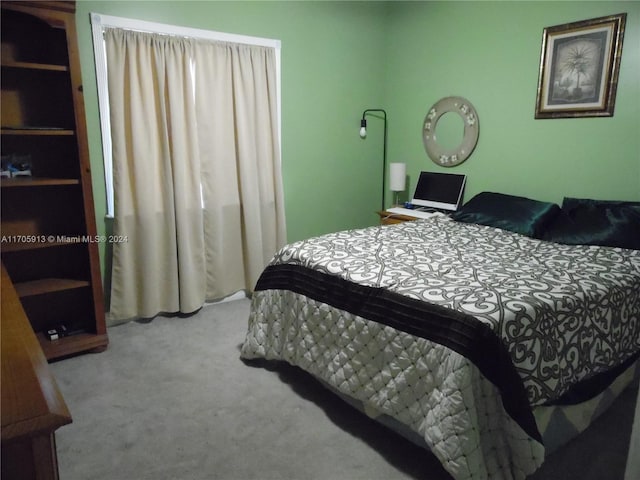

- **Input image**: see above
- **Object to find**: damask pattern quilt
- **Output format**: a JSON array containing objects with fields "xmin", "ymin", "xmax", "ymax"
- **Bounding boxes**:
[{"xmin": 241, "ymin": 214, "xmax": 640, "ymax": 480}]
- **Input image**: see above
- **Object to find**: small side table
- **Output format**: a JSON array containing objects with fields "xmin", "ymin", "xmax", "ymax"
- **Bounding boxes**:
[{"xmin": 377, "ymin": 210, "xmax": 419, "ymax": 226}]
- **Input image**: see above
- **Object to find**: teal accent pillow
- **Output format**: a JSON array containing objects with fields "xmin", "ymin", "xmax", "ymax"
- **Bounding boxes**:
[
  {"xmin": 451, "ymin": 192, "xmax": 560, "ymax": 238},
  {"xmin": 543, "ymin": 198, "xmax": 640, "ymax": 250}
]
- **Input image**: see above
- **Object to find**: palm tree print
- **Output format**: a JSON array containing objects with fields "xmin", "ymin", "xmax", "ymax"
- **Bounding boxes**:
[
  {"xmin": 562, "ymin": 43, "xmax": 595, "ymax": 96},
  {"xmin": 550, "ymin": 38, "xmax": 602, "ymax": 103}
]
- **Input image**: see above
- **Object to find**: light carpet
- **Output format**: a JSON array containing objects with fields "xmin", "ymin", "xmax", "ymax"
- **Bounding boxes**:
[{"xmin": 51, "ymin": 298, "xmax": 637, "ymax": 480}]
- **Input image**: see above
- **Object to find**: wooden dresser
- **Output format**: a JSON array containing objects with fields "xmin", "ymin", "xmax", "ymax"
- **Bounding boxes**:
[{"xmin": 1, "ymin": 264, "xmax": 71, "ymax": 480}]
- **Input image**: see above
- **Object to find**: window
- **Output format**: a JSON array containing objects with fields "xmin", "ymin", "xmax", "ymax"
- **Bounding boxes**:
[{"xmin": 90, "ymin": 13, "xmax": 281, "ymax": 217}]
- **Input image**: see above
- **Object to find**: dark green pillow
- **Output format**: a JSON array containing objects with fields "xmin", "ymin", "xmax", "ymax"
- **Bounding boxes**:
[
  {"xmin": 451, "ymin": 192, "xmax": 560, "ymax": 238},
  {"xmin": 543, "ymin": 198, "xmax": 640, "ymax": 249}
]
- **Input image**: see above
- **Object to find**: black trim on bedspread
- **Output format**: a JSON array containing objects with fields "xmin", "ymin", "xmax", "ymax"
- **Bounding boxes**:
[{"xmin": 255, "ymin": 263, "xmax": 543, "ymax": 443}]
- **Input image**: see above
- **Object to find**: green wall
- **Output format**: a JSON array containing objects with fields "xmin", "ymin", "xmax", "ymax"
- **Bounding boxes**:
[
  {"xmin": 384, "ymin": 1, "xmax": 640, "ymax": 205},
  {"xmin": 74, "ymin": 1, "xmax": 640, "ymax": 290}
]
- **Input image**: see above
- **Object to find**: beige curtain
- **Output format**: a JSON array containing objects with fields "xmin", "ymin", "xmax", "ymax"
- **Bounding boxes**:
[
  {"xmin": 105, "ymin": 29, "xmax": 286, "ymax": 323},
  {"xmin": 194, "ymin": 40, "xmax": 286, "ymax": 299}
]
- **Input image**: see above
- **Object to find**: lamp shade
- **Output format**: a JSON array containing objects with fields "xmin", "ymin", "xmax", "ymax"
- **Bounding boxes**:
[{"xmin": 389, "ymin": 163, "xmax": 406, "ymax": 192}]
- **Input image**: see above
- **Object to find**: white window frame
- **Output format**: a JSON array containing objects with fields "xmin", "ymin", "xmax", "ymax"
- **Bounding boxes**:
[{"xmin": 90, "ymin": 13, "xmax": 282, "ymax": 218}]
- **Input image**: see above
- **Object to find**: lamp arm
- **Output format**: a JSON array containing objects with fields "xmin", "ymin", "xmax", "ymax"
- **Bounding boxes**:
[
  {"xmin": 360, "ymin": 109, "xmax": 387, "ymax": 210},
  {"xmin": 362, "ymin": 108, "xmax": 387, "ymax": 120}
]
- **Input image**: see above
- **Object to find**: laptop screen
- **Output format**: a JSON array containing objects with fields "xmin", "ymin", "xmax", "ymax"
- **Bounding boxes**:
[{"xmin": 411, "ymin": 171, "xmax": 466, "ymax": 211}]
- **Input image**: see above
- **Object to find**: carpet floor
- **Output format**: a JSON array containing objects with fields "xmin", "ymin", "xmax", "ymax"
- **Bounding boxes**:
[{"xmin": 51, "ymin": 298, "xmax": 637, "ymax": 480}]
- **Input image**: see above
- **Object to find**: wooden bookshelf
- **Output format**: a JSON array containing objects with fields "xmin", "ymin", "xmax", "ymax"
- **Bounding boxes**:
[{"xmin": 1, "ymin": 1, "xmax": 108, "ymax": 360}]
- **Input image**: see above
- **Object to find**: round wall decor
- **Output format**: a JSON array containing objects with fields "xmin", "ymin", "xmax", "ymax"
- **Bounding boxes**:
[{"xmin": 422, "ymin": 96, "xmax": 479, "ymax": 167}]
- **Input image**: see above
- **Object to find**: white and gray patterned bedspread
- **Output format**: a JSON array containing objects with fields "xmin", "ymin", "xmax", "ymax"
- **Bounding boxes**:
[{"xmin": 241, "ymin": 214, "xmax": 640, "ymax": 480}]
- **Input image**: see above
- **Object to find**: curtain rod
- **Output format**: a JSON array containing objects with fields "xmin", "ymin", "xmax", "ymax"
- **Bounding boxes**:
[{"xmin": 91, "ymin": 13, "xmax": 281, "ymax": 49}]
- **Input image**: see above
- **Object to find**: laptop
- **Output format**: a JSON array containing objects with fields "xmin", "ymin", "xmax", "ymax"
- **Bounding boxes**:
[
  {"xmin": 411, "ymin": 171, "xmax": 466, "ymax": 212},
  {"xmin": 387, "ymin": 171, "xmax": 466, "ymax": 218}
]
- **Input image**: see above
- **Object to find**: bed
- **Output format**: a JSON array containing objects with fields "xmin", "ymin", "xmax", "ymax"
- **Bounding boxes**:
[{"xmin": 240, "ymin": 193, "xmax": 640, "ymax": 480}]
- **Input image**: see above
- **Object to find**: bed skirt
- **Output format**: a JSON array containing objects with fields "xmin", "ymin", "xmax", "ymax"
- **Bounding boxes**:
[{"xmin": 534, "ymin": 359, "xmax": 639, "ymax": 453}]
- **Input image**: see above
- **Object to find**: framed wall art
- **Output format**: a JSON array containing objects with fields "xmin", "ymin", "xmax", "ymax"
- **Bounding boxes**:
[{"xmin": 535, "ymin": 13, "xmax": 626, "ymax": 119}]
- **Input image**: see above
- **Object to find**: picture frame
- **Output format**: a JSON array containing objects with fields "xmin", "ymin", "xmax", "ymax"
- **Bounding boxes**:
[{"xmin": 535, "ymin": 13, "xmax": 626, "ymax": 119}]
